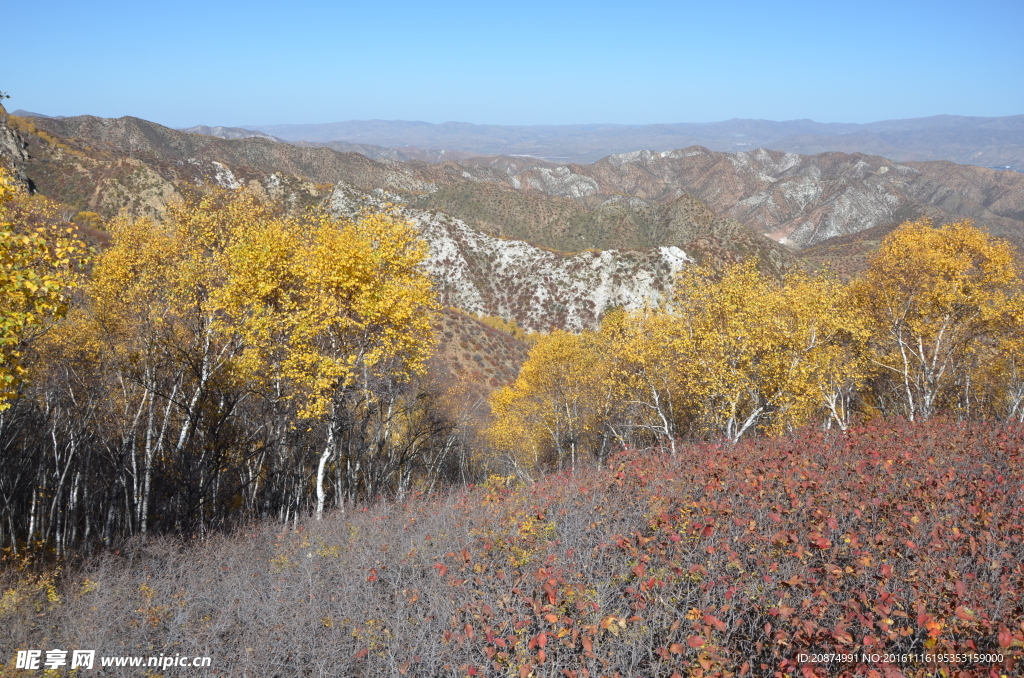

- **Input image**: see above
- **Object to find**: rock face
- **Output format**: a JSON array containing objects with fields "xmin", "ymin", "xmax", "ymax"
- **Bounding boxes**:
[
  {"xmin": 0, "ymin": 105, "xmax": 31, "ymax": 185},
  {"xmin": 329, "ymin": 184, "xmax": 693, "ymax": 332}
]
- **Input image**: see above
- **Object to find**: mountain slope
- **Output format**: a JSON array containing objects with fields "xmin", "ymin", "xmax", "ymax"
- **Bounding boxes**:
[
  {"xmin": 5, "ymin": 108, "xmax": 1022, "ymax": 292},
  {"xmin": 180, "ymin": 125, "xmax": 285, "ymax": 142},
  {"xmin": 330, "ymin": 184, "xmax": 693, "ymax": 332},
  {"xmin": 493, "ymin": 147, "xmax": 1024, "ymax": 249}
]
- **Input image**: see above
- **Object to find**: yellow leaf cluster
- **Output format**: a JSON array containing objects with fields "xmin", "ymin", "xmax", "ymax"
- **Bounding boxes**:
[
  {"xmin": 851, "ymin": 219, "xmax": 1023, "ymax": 419},
  {"xmin": 70, "ymin": 188, "xmax": 437, "ymax": 421},
  {"xmin": 0, "ymin": 167, "xmax": 89, "ymax": 408}
]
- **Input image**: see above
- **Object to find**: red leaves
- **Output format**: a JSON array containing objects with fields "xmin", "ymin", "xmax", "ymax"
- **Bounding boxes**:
[
  {"xmin": 702, "ymin": 613, "xmax": 727, "ymax": 632},
  {"xmin": 833, "ymin": 629, "xmax": 854, "ymax": 645},
  {"xmin": 542, "ymin": 579, "xmax": 558, "ymax": 605},
  {"xmin": 389, "ymin": 419, "xmax": 1024, "ymax": 676},
  {"xmin": 528, "ymin": 632, "xmax": 548, "ymax": 650},
  {"xmin": 955, "ymin": 579, "xmax": 967, "ymax": 598},
  {"xmin": 955, "ymin": 605, "xmax": 976, "ymax": 621}
]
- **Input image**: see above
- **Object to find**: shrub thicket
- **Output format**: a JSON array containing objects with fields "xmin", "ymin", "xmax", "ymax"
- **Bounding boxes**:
[{"xmin": 2, "ymin": 418, "xmax": 1020, "ymax": 676}]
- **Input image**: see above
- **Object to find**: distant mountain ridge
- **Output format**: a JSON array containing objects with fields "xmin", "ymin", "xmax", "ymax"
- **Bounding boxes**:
[{"xmin": 244, "ymin": 115, "xmax": 1024, "ymax": 168}]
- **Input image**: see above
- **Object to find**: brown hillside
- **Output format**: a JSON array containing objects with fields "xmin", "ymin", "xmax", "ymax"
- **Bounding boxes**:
[{"xmin": 430, "ymin": 308, "xmax": 529, "ymax": 392}]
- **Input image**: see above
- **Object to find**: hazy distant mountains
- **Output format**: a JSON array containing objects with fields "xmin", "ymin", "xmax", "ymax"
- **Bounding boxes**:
[
  {"xmin": 244, "ymin": 116, "xmax": 1024, "ymax": 169},
  {"xmin": 15, "ymin": 109, "xmax": 1024, "ymax": 169}
]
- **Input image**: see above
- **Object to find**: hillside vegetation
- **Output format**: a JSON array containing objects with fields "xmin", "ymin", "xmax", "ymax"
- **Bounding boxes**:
[
  {"xmin": 2, "ymin": 159, "xmax": 1024, "ymax": 554},
  {"xmin": 1, "ymin": 418, "xmax": 1020, "ymax": 676}
]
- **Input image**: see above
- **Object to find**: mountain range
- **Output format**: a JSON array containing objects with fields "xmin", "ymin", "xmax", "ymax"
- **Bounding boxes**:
[{"xmin": 2, "ymin": 106, "xmax": 1023, "ymax": 333}]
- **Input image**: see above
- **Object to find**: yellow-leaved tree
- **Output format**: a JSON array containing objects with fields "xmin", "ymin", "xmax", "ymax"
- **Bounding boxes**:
[
  {"xmin": 851, "ymin": 219, "xmax": 1022, "ymax": 420},
  {"xmin": 597, "ymin": 308, "xmax": 691, "ymax": 454},
  {"xmin": 488, "ymin": 260, "xmax": 868, "ymax": 472},
  {"xmin": 215, "ymin": 204, "xmax": 438, "ymax": 517},
  {"xmin": 488, "ymin": 330, "xmax": 609, "ymax": 475},
  {"xmin": 0, "ymin": 167, "xmax": 88, "ymax": 409},
  {"xmin": 69, "ymin": 189, "xmax": 437, "ymax": 526},
  {"xmin": 671, "ymin": 261, "xmax": 867, "ymax": 440}
]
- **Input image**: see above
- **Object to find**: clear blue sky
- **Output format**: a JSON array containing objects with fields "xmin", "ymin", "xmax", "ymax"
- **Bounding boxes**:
[{"xmin": 4, "ymin": 0, "xmax": 1022, "ymax": 128}]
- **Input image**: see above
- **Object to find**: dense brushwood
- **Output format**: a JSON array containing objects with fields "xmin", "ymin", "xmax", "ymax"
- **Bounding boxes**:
[{"xmin": 2, "ymin": 418, "xmax": 1020, "ymax": 677}]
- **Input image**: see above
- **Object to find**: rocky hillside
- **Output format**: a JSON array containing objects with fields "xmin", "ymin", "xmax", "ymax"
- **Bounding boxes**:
[
  {"xmin": 0, "ymin": 109, "xmax": 702, "ymax": 332},
  {"xmin": 431, "ymin": 309, "xmax": 529, "ymax": 391},
  {"xmin": 9, "ymin": 110, "xmax": 1022, "ymax": 253},
  {"xmin": 5, "ymin": 112, "xmax": 442, "ymax": 219},
  {"xmin": 179, "ymin": 125, "xmax": 284, "ymax": 142},
  {"xmin": 439, "ymin": 147, "xmax": 1024, "ymax": 249},
  {"xmin": 330, "ymin": 184, "xmax": 693, "ymax": 332},
  {"xmin": 4, "ymin": 107, "xmax": 1023, "ymax": 325}
]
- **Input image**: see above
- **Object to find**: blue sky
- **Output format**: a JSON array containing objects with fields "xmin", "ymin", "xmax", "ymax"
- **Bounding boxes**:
[{"xmin": 4, "ymin": 0, "xmax": 1022, "ymax": 128}]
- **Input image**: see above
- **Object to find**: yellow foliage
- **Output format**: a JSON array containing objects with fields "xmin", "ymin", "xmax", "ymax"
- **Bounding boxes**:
[
  {"xmin": 0, "ymin": 167, "xmax": 89, "ymax": 408},
  {"xmin": 851, "ymin": 219, "xmax": 1022, "ymax": 419},
  {"xmin": 488, "ymin": 330, "xmax": 608, "ymax": 472},
  {"xmin": 488, "ymin": 259, "xmax": 871, "ymax": 468},
  {"xmin": 671, "ymin": 261, "xmax": 869, "ymax": 437},
  {"xmin": 215, "ymin": 203, "xmax": 437, "ymax": 417},
  {"xmin": 77, "ymin": 189, "xmax": 437, "ymax": 420}
]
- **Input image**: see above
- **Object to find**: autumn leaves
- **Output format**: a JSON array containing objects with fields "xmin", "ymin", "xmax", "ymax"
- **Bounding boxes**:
[
  {"xmin": 0, "ymin": 169, "xmax": 88, "ymax": 408},
  {"xmin": 489, "ymin": 218, "xmax": 1024, "ymax": 471}
]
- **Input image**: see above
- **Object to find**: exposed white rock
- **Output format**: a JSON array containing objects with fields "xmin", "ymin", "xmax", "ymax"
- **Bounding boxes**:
[
  {"xmin": 526, "ymin": 166, "xmax": 599, "ymax": 199},
  {"xmin": 211, "ymin": 161, "xmax": 241, "ymax": 189},
  {"xmin": 328, "ymin": 183, "xmax": 693, "ymax": 332}
]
